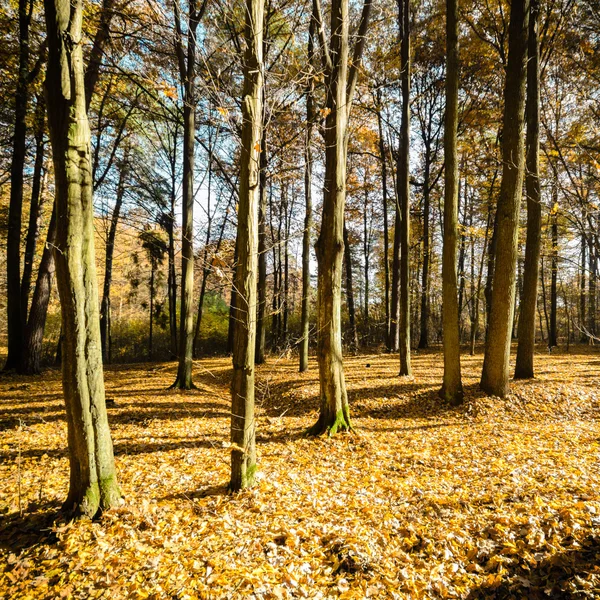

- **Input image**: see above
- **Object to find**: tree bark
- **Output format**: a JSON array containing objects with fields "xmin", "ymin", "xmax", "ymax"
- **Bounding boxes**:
[
  {"xmin": 514, "ymin": 0, "xmax": 541, "ymax": 378},
  {"xmin": 418, "ymin": 142, "xmax": 431, "ymax": 349},
  {"xmin": 21, "ymin": 94, "xmax": 47, "ymax": 325},
  {"xmin": 310, "ymin": 0, "xmax": 371, "ymax": 435},
  {"xmin": 172, "ymin": 0, "xmax": 200, "ymax": 389},
  {"xmin": 480, "ymin": 0, "xmax": 529, "ymax": 397},
  {"xmin": 300, "ymin": 19, "xmax": 315, "ymax": 372},
  {"xmin": 549, "ymin": 205, "xmax": 558, "ymax": 347},
  {"xmin": 230, "ymin": 0, "xmax": 263, "ymax": 491},
  {"xmin": 5, "ymin": 0, "xmax": 32, "ymax": 371},
  {"xmin": 99, "ymin": 154, "xmax": 128, "ymax": 364},
  {"xmin": 580, "ymin": 231, "xmax": 586, "ymax": 342},
  {"xmin": 44, "ymin": 0, "xmax": 121, "ymax": 516},
  {"xmin": 398, "ymin": 0, "xmax": 412, "ymax": 376},
  {"xmin": 255, "ymin": 132, "xmax": 268, "ymax": 364},
  {"xmin": 440, "ymin": 0, "xmax": 463, "ymax": 404},
  {"xmin": 376, "ymin": 91, "xmax": 391, "ymax": 349},
  {"xmin": 343, "ymin": 223, "xmax": 358, "ymax": 352},
  {"xmin": 21, "ymin": 203, "xmax": 57, "ymax": 375}
]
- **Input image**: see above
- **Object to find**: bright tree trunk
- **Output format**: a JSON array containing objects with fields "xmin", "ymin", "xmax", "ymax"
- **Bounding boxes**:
[
  {"xmin": 44, "ymin": 0, "xmax": 121, "ymax": 516},
  {"xmin": 515, "ymin": 0, "xmax": 541, "ymax": 379},
  {"xmin": 440, "ymin": 0, "xmax": 463, "ymax": 404},
  {"xmin": 480, "ymin": 0, "xmax": 529, "ymax": 397},
  {"xmin": 230, "ymin": 0, "xmax": 263, "ymax": 491}
]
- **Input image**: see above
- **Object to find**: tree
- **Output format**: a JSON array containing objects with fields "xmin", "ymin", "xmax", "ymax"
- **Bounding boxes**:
[
  {"xmin": 480, "ymin": 0, "xmax": 530, "ymax": 397},
  {"xmin": 308, "ymin": 0, "xmax": 371, "ymax": 436},
  {"xmin": 229, "ymin": 0, "xmax": 264, "ymax": 491},
  {"xmin": 171, "ymin": 0, "xmax": 205, "ymax": 389},
  {"xmin": 398, "ymin": 0, "xmax": 412, "ymax": 377},
  {"xmin": 440, "ymin": 0, "xmax": 464, "ymax": 404},
  {"xmin": 514, "ymin": 0, "xmax": 541, "ymax": 379},
  {"xmin": 44, "ymin": 0, "xmax": 121, "ymax": 516}
]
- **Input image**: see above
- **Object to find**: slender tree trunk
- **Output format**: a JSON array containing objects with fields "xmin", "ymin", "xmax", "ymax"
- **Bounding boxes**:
[
  {"xmin": 549, "ymin": 205, "xmax": 558, "ymax": 347},
  {"xmin": 5, "ymin": 0, "xmax": 32, "ymax": 371},
  {"xmin": 22, "ymin": 203, "xmax": 57, "ymax": 375},
  {"xmin": 149, "ymin": 265, "xmax": 154, "ymax": 360},
  {"xmin": 580, "ymin": 231, "xmax": 586, "ymax": 342},
  {"xmin": 44, "ymin": 0, "xmax": 120, "ymax": 516},
  {"xmin": 300, "ymin": 20, "xmax": 315, "ymax": 372},
  {"xmin": 480, "ymin": 0, "xmax": 529, "ymax": 397},
  {"xmin": 168, "ymin": 124, "xmax": 179, "ymax": 358},
  {"xmin": 390, "ymin": 208, "xmax": 401, "ymax": 351},
  {"xmin": 440, "ymin": 0, "xmax": 463, "ymax": 403},
  {"xmin": 376, "ymin": 92, "xmax": 391, "ymax": 349},
  {"xmin": 515, "ymin": 0, "xmax": 541, "ymax": 378},
  {"xmin": 343, "ymin": 223, "xmax": 358, "ymax": 352},
  {"xmin": 230, "ymin": 0, "xmax": 263, "ymax": 491},
  {"xmin": 172, "ymin": 0, "xmax": 200, "ymax": 389},
  {"xmin": 398, "ymin": 0, "xmax": 411, "ymax": 376},
  {"xmin": 418, "ymin": 144, "xmax": 431, "ymax": 349},
  {"xmin": 484, "ymin": 169, "xmax": 499, "ymax": 333},
  {"xmin": 255, "ymin": 132, "xmax": 268, "ymax": 364},
  {"xmin": 363, "ymin": 187, "xmax": 370, "ymax": 329},
  {"xmin": 99, "ymin": 155, "xmax": 128, "ymax": 364},
  {"xmin": 588, "ymin": 235, "xmax": 596, "ymax": 339},
  {"xmin": 21, "ymin": 94, "xmax": 47, "ymax": 325},
  {"xmin": 282, "ymin": 186, "xmax": 290, "ymax": 344}
]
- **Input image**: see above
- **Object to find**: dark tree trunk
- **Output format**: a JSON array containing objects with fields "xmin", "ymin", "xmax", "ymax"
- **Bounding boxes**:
[
  {"xmin": 480, "ymin": 0, "xmax": 530, "ymax": 397},
  {"xmin": 21, "ymin": 94, "xmax": 47, "ymax": 325},
  {"xmin": 255, "ymin": 132, "xmax": 268, "ymax": 364},
  {"xmin": 22, "ymin": 203, "xmax": 57, "ymax": 375},
  {"xmin": 588, "ymin": 235, "xmax": 596, "ymax": 339},
  {"xmin": 343, "ymin": 223, "xmax": 358, "ymax": 352},
  {"xmin": 580, "ymin": 232, "xmax": 587, "ymax": 342},
  {"xmin": 99, "ymin": 155, "xmax": 128, "ymax": 364},
  {"xmin": 515, "ymin": 0, "xmax": 542, "ymax": 378},
  {"xmin": 376, "ymin": 91, "xmax": 391, "ymax": 349},
  {"xmin": 167, "ymin": 123, "xmax": 179, "ymax": 358},
  {"xmin": 549, "ymin": 206, "xmax": 558, "ymax": 347},
  {"xmin": 5, "ymin": 0, "xmax": 32, "ymax": 371},
  {"xmin": 397, "ymin": 0, "xmax": 412, "ymax": 376},
  {"xmin": 418, "ymin": 142, "xmax": 431, "ymax": 349},
  {"xmin": 229, "ymin": 0, "xmax": 263, "ymax": 490}
]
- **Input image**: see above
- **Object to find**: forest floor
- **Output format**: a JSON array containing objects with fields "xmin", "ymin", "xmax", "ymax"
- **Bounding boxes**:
[{"xmin": 0, "ymin": 347, "xmax": 599, "ymax": 599}]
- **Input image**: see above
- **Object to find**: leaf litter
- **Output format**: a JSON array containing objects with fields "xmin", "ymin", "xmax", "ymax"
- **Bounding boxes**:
[{"xmin": 0, "ymin": 348, "xmax": 599, "ymax": 599}]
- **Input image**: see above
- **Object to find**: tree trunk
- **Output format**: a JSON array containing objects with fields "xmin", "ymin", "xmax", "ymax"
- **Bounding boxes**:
[
  {"xmin": 390, "ymin": 207, "xmax": 401, "ymax": 351},
  {"xmin": 549, "ymin": 205, "xmax": 558, "ymax": 347},
  {"xmin": 515, "ymin": 0, "xmax": 541, "ymax": 378},
  {"xmin": 5, "ymin": 0, "xmax": 32, "ymax": 371},
  {"xmin": 168, "ymin": 123, "xmax": 179, "ymax": 358},
  {"xmin": 376, "ymin": 92, "xmax": 391, "ymax": 349},
  {"xmin": 418, "ymin": 143, "xmax": 431, "ymax": 349},
  {"xmin": 172, "ymin": 0, "xmax": 200, "ymax": 389},
  {"xmin": 480, "ymin": 0, "xmax": 529, "ymax": 397},
  {"xmin": 300, "ymin": 20, "xmax": 315, "ymax": 372},
  {"xmin": 580, "ymin": 231, "xmax": 586, "ymax": 342},
  {"xmin": 255, "ymin": 132, "xmax": 268, "ymax": 364},
  {"xmin": 343, "ymin": 223, "xmax": 358, "ymax": 352},
  {"xmin": 398, "ymin": 0, "xmax": 412, "ymax": 376},
  {"xmin": 588, "ymin": 235, "xmax": 596, "ymax": 339},
  {"xmin": 44, "ymin": 0, "xmax": 121, "ymax": 516},
  {"xmin": 21, "ymin": 94, "xmax": 47, "ymax": 325},
  {"xmin": 282, "ymin": 186, "xmax": 290, "ymax": 344},
  {"xmin": 230, "ymin": 0, "xmax": 263, "ymax": 491},
  {"xmin": 440, "ymin": 0, "xmax": 463, "ymax": 403},
  {"xmin": 99, "ymin": 155, "xmax": 128, "ymax": 364},
  {"xmin": 22, "ymin": 203, "xmax": 57, "ymax": 375},
  {"xmin": 149, "ymin": 264, "xmax": 154, "ymax": 360}
]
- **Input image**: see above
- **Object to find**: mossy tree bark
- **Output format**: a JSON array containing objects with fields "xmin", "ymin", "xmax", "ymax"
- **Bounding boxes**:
[
  {"xmin": 480, "ymin": 0, "xmax": 529, "ymax": 397},
  {"xmin": 44, "ymin": 0, "xmax": 121, "ymax": 517},
  {"xmin": 515, "ymin": 0, "xmax": 541, "ymax": 379},
  {"xmin": 398, "ymin": 0, "xmax": 412, "ymax": 377},
  {"xmin": 440, "ymin": 0, "xmax": 464, "ymax": 404},
  {"xmin": 309, "ymin": 0, "xmax": 371, "ymax": 436},
  {"xmin": 229, "ymin": 0, "xmax": 264, "ymax": 491}
]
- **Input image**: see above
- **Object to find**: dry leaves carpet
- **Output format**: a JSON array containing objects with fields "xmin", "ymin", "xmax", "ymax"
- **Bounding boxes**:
[{"xmin": 1, "ymin": 347, "xmax": 599, "ymax": 599}]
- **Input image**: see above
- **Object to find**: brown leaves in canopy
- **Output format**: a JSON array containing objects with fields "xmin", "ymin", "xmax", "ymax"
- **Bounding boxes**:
[{"xmin": 1, "ymin": 348, "xmax": 599, "ymax": 598}]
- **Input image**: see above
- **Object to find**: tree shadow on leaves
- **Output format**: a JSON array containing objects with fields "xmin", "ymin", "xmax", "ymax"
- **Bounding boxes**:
[
  {"xmin": 0, "ymin": 501, "xmax": 63, "ymax": 554},
  {"xmin": 466, "ymin": 534, "xmax": 600, "ymax": 599}
]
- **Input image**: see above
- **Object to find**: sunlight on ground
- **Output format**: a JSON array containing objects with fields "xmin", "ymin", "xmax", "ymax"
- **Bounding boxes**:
[{"xmin": 1, "ymin": 348, "xmax": 599, "ymax": 598}]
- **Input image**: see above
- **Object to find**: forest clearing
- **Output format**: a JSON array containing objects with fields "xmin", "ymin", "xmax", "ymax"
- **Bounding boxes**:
[{"xmin": 1, "ymin": 348, "xmax": 599, "ymax": 599}]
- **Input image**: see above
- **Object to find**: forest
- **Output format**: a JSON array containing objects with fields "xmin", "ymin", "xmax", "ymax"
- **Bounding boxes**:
[{"xmin": 0, "ymin": 0, "xmax": 599, "ymax": 595}]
